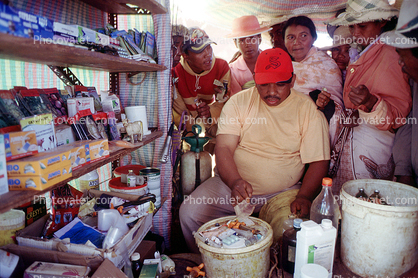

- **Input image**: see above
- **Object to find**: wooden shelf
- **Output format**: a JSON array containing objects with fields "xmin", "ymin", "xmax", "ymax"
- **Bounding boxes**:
[
  {"xmin": 0, "ymin": 33, "xmax": 166, "ymax": 73},
  {"xmin": 79, "ymin": 0, "xmax": 167, "ymax": 14},
  {"xmin": 0, "ymin": 130, "xmax": 163, "ymax": 214}
]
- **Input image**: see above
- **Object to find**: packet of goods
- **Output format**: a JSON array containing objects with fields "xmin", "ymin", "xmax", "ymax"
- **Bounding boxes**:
[
  {"xmin": 234, "ymin": 200, "xmax": 255, "ymax": 226},
  {"xmin": 0, "ymin": 90, "xmax": 26, "ymax": 126}
]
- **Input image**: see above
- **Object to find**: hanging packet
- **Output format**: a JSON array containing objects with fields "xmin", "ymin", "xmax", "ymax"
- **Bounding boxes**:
[
  {"xmin": 41, "ymin": 88, "xmax": 68, "ymax": 118},
  {"xmin": 19, "ymin": 89, "xmax": 52, "ymax": 116},
  {"xmin": 0, "ymin": 90, "xmax": 26, "ymax": 126}
]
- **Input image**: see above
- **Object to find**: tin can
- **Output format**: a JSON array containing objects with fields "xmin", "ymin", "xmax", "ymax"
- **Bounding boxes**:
[{"xmin": 140, "ymin": 167, "xmax": 161, "ymax": 207}]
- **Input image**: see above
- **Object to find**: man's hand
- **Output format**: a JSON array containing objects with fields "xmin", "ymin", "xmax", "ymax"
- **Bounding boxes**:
[
  {"xmin": 316, "ymin": 90, "xmax": 331, "ymax": 110},
  {"xmin": 230, "ymin": 179, "xmax": 253, "ymax": 207},
  {"xmin": 196, "ymin": 101, "xmax": 211, "ymax": 119},
  {"xmin": 348, "ymin": 85, "xmax": 378, "ymax": 112},
  {"xmin": 290, "ymin": 196, "xmax": 312, "ymax": 218}
]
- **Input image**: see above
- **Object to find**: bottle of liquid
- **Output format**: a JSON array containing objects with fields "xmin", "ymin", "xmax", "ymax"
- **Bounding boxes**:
[
  {"xmin": 282, "ymin": 213, "xmax": 297, "ymax": 235},
  {"xmin": 131, "ymin": 252, "xmax": 142, "ymax": 278},
  {"xmin": 355, "ymin": 188, "xmax": 368, "ymax": 201},
  {"xmin": 282, "ymin": 218, "xmax": 303, "ymax": 274},
  {"xmin": 294, "ymin": 219, "xmax": 337, "ymax": 278},
  {"xmin": 127, "ymin": 170, "xmax": 136, "ymax": 187},
  {"xmin": 369, "ymin": 189, "xmax": 386, "ymax": 205},
  {"xmin": 310, "ymin": 177, "xmax": 340, "ymax": 231}
]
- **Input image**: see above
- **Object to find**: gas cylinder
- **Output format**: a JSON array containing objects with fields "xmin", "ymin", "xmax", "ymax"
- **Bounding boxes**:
[{"xmin": 181, "ymin": 125, "xmax": 212, "ymax": 196}]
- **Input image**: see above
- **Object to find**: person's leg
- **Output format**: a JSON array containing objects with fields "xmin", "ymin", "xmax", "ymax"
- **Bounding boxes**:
[
  {"xmin": 259, "ymin": 189, "xmax": 299, "ymax": 243},
  {"xmin": 179, "ymin": 175, "xmax": 235, "ymax": 253}
]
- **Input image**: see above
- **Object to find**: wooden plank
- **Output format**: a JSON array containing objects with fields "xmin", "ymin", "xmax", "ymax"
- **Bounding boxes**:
[
  {"xmin": 0, "ymin": 130, "xmax": 163, "ymax": 213},
  {"xmin": 0, "ymin": 34, "xmax": 166, "ymax": 72},
  {"xmin": 79, "ymin": 0, "xmax": 167, "ymax": 14}
]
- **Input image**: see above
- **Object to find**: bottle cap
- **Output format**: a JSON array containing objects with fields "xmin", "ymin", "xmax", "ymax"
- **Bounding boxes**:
[
  {"xmin": 128, "ymin": 170, "xmax": 133, "ymax": 173},
  {"xmin": 131, "ymin": 252, "xmax": 140, "ymax": 261},
  {"xmin": 293, "ymin": 218, "xmax": 303, "ymax": 228},
  {"xmin": 321, "ymin": 219, "xmax": 333, "ymax": 229},
  {"xmin": 322, "ymin": 177, "xmax": 332, "ymax": 186}
]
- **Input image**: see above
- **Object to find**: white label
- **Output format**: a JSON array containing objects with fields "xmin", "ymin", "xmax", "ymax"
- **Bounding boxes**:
[{"xmin": 308, "ymin": 242, "xmax": 334, "ymax": 272}]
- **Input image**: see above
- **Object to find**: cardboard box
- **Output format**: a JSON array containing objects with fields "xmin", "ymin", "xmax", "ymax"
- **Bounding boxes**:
[
  {"xmin": 53, "ymin": 22, "xmax": 78, "ymax": 44},
  {"xmin": 0, "ymin": 134, "xmax": 8, "ymax": 195},
  {"xmin": 16, "ymin": 198, "xmax": 47, "ymax": 226},
  {"xmin": 59, "ymin": 141, "xmax": 88, "ymax": 171},
  {"xmin": 55, "ymin": 124, "xmax": 76, "ymax": 147},
  {"xmin": 88, "ymin": 139, "xmax": 109, "ymax": 164},
  {"xmin": 134, "ymin": 240, "xmax": 156, "ymax": 263},
  {"xmin": 18, "ymin": 9, "xmax": 54, "ymax": 40},
  {"xmin": 20, "ymin": 114, "xmax": 57, "ymax": 153},
  {"xmin": 91, "ymin": 259, "xmax": 127, "ymax": 278},
  {"xmin": 24, "ymin": 261, "xmax": 90, "ymax": 278},
  {"xmin": 3, "ymin": 130, "xmax": 38, "ymax": 161},
  {"xmin": 17, "ymin": 211, "xmax": 153, "ymax": 269},
  {"xmin": 67, "ymin": 98, "xmax": 95, "ymax": 117},
  {"xmin": 7, "ymin": 147, "xmax": 71, "ymax": 176},
  {"xmin": 8, "ymin": 160, "xmax": 72, "ymax": 191},
  {"xmin": 0, "ymin": 2, "xmax": 25, "ymax": 37}
]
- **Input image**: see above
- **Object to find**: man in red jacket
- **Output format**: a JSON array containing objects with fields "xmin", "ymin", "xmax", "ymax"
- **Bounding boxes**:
[{"xmin": 172, "ymin": 27, "xmax": 231, "ymax": 138}]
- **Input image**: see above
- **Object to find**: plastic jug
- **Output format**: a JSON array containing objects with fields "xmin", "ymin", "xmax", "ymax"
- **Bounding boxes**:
[{"xmin": 294, "ymin": 220, "xmax": 337, "ymax": 278}]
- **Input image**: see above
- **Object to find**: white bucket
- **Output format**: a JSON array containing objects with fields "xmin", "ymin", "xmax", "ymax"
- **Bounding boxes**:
[
  {"xmin": 340, "ymin": 179, "xmax": 418, "ymax": 278},
  {"xmin": 196, "ymin": 216, "xmax": 273, "ymax": 278},
  {"xmin": 124, "ymin": 106, "xmax": 151, "ymax": 135}
]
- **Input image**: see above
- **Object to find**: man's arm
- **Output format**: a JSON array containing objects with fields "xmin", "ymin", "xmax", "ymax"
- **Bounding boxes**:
[
  {"xmin": 290, "ymin": 160, "xmax": 329, "ymax": 217},
  {"xmin": 215, "ymin": 134, "xmax": 253, "ymax": 206}
]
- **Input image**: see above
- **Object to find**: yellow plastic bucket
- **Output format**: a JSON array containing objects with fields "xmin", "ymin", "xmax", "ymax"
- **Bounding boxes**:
[
  {"xmin": 196, "ymin": 216, "xmax": 273, "ymax": 278},
  {"xmin": 340, "ymin": 179, "xmax": 418, "ymax": 277}
]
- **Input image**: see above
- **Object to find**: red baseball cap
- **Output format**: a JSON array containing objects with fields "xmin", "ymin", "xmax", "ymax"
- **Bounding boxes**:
[{"xmin": 254, "ymin": 48, "xmax": 293, "ymax": 84}]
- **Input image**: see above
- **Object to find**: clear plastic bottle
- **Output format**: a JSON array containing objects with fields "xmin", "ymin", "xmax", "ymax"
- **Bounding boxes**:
[
  {"xmin": 127, "ymin": 170, "xmax": 136, "ymax": 187},
  {"xmin": 131, "ymin": 252, "xmax": 142, "ymax": 278},
  {"xmin": 282, "ymin": 218, "xmax": 303, "ymax": 274},
  {"xmin": 310, "ymin": 177, "xmax": 340, "ymax": 231},
  {"xmin": 355, "ymin": 188, "xmax": 368, "ymax": 201}
]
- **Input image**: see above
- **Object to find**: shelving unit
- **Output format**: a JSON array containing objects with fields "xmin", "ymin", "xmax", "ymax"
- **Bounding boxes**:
[
  {"xmin": 79, "ymin": 0, "xmax": 167, "ymax": 14},
  {"xmin": 0, "ymin": 130, "xmax": 163, "ymax": 214},
  {"xmin": 0, "ymin": 34, "xmax": 166, "ymax": 73}
]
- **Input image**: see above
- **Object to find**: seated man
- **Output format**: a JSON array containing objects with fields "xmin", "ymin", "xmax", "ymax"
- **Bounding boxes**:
[
  {"xmin": 172, "ymin": 27, "xmax": 231, "ymax": 138},
  {"xmin": 180, "ymin": 48, "xmax": 330, "ymax": 253}
]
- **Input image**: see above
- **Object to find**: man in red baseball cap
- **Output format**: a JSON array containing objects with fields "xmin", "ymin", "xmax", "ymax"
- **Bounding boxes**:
[{"xmin": 180, "ymin": 48, "xmax": 331, "ymax": 252}]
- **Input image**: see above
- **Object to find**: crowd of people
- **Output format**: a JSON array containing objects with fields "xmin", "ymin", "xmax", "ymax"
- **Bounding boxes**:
[{"xmin": 170, "ymin": 0, "xmax": 418, "ymax": 254}]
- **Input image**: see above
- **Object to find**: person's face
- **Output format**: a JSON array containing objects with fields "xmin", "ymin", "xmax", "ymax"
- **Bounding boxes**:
[
  {"xmin": 234, "ymin": 35, "xmax": 261, "ymax": 60},
  {"xmin": 183, "ymin": 45, "xmax": 213, "ymax": 74},
  {"xmin": 396, "ymin": 48, "xmax": 418, "ymax": 83},
  {"xmin": 172, "ymin": 35, "xmax": 184, "ymax": 68},
  {"xmin": 256, "ymin": 75, "xmax": 295, "ymax": 106},
  {"xmin": 348, "ymin": 21, "xmax": 386, "ymax": 47},
  {"xmin": 285, "ymin": 25, "xmax": 315, "ymax": 62},
  {"xmin": 331, "ymin": 44, "xmax": 350, "ymax": 70},
  {"xmin": 269, "ymin": 23, "xmax": 286, "ymax": 50}
]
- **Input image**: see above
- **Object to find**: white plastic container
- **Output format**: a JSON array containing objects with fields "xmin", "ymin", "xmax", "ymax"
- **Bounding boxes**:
[
  {"xmin": 294, "ymin": 220, "xmax": 337, "ymax": 278},
  {"xmin": 340, "ymin": 179, "xmax": 418, "ymax": 277},
  {"xmin": 0, "ymin": 209, "xmax": 25, "ymax": 246},
  {"xmin": 301, "ymin": 264, "xmax": 329, "ymax": 278},
  {"xmin": 0, "ymin": 249, "xmax": 19, "ymax": 278},
  {"xmin": 79, "ymin": 169, "xmax": 99, "ymax": 192}
]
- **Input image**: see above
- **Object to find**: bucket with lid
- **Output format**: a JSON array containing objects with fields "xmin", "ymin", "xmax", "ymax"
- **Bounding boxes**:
[
  {"xmin": 109, "ymin": 177, "xmax": 148, "ymax": 196},
  {"xmin": 195, "ymin": 216, "xmax": 273, "ymax": 278},
  {"xmin": 0, "ymin": 209, "xmax": 25, "ymax": 246},
  {"xmin": 340, "ymin": 179, "xmax": 418, "ymax": 277}
]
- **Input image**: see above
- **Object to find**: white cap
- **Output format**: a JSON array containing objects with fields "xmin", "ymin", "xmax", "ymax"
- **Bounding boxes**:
[{"xmin": 131, "ymin": 252, "xmax": 140, "ymax": 261}]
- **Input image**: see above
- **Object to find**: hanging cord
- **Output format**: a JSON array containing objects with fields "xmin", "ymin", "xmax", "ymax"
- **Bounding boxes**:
[{"xmin": 126, "ymin": 72, "xmax": 147, "ymax": 86}]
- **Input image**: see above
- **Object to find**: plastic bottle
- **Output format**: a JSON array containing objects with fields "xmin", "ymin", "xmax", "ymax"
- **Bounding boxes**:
[
  {"xmin": 161, "ymin": 254, "xmax": 176, "ymax": 274},
  {"xmin": 294, "ymin": 219, "xmax": 337, "ymax": 278},
  {"xmin": 355, "ymin": 188, "xmax": 368, "ymax": 201},
  {"xmin": 79, "ymin": 169, "xmax": 100, "ymax": 192},
  {"xmin": 282, "ymin": 218, "xmax": 303, "ymax": 274},
  {"xmin": 310, "ymin": 177, "xmax": 340, "ymax": 231},
  {"xmin": 127, "ymin": 170, "xmax": 136, "ymax": 187},
  {"xmin": 131, "ymin": 252, "xmax": 142, "ymax": 278}
]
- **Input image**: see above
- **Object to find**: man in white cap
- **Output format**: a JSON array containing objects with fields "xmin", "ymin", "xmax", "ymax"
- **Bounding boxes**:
[
  {"xmin": 227, "ymin": 15, "xmax": 271, "ymax": 96},
  {"xmin": 383, "ymin": 0, "xmax": 418, "ymax": 190}
]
